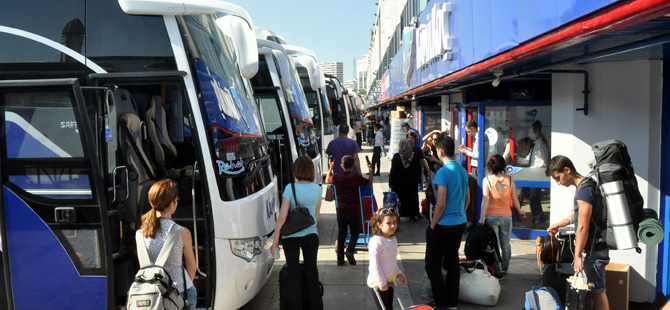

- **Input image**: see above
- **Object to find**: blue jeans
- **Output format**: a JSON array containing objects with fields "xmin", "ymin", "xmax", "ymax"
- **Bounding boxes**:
[
  {"xmin": 485, "ymin": 215, "xmax": 512, "ymax": 271},
  {"xmin": 584, "ymin": 248, "xmax": 610, "ymax": 293},
  {"xmin": 180, "ymin": 286, "xmax": 197, "ymax": 310}
]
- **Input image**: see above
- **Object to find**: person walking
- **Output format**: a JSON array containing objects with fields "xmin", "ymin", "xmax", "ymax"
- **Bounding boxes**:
[
  {"xmin": 354, "ymin": 117, "xmax": 362, "ymax": 148},
  {"xmin": 326, "ymin": 124, "xmax": 362, "ymax": 175},
  {"xmin": 325, "ymin": 155, "xmax": 374, "ymax": 266},
  {"xmin": 367, "ymin": 207, "xmax": 407, "ymax": 310},
  {"xmin": 389, "ymin": 139, "xmax": 421, "ymax": 221},
  {"xmin": 401, "ymin": 122, "xmax": 422, "ymax": 149},
  {"xmin": 137, "ymin": 179, "xmax": 197, "ymax": 310},
  {"xmin": 425, "ymin": 133, "xmax": 470, "ymax": 310},
  {"xmin": 371, "ymin": 123, "xmax": 383, "ymax": 176},
  {"xmin": 479, "ymin": 154, "xmax": 527, "ymax": 276},
  {"xmin": 271, "ymin": 155, "xmax": 324, "ymax": 310}
]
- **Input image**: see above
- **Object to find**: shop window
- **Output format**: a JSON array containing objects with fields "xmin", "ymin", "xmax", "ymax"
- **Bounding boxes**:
[{"xmin": 480, "ymin": 104, "xmax": 551, "ymax": 231}]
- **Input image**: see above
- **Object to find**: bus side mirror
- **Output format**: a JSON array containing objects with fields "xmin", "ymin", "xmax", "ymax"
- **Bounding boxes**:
[{"xmin": 216, "ymin": 15, "xmax": 258, "ymax": 79}]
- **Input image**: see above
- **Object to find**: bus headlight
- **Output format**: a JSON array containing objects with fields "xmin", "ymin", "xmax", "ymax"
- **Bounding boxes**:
[{"xmin": 230, "ymin": 237, "xmax": 263, "ymax": 262}]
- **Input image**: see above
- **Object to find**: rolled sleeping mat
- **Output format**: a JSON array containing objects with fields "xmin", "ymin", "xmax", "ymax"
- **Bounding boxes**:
[
  {"xmin": 638, "ymin": 209, "xmax": 664, "ymax": 245},
  {"xmin": 601, "ymin": 181, "xmax": 638, "ymax": 250}
]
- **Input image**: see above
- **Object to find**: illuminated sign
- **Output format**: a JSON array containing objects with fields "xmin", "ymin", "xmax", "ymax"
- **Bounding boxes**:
[
  {"xmin": 415, "ymin": 3, "xmax": 453, "ymax": 69},
  {"xmin": 216, "ymin": 159, "xmax": 245, "ymax": 175}
]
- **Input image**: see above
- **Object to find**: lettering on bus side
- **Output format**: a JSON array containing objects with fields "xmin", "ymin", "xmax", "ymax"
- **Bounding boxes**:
[
  {"xmin": 216, "ymin": 159, "xmax": 245, "ymax": 175},
  {"xmin": 60, "ymin": 121, "xmax": 78, "ymax": 129},
  {"xmin": 265, "ymin": 196, "xmax": 275, "ymax": 220}
]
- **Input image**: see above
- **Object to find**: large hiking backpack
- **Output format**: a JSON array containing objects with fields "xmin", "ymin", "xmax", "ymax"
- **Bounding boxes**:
[
  {"xmin": 127, "ymin": 225, "xmax": 186, "ymax": 310},
  {"xmin": 464, "ymin": 222, "xmax": 502, "ymax": 276},
  {"xmin": 591, "ymin": 140, "xmax": 645, "ymax": 250}
]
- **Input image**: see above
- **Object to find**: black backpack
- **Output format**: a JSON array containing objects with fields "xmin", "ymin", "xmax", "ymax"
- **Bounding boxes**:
[
  {"xmin": 591, "ymin": 140, "xmax": 645, "ymax": 251},
  {"xmin": 465, "ymin": 222, "xmax": 502, "ymax": 276}
]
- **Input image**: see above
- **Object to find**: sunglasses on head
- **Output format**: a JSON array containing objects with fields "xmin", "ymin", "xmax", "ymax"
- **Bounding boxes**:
[{"xmin": 378, "ymin": 208, "xmax": 397, "ymax": 215}]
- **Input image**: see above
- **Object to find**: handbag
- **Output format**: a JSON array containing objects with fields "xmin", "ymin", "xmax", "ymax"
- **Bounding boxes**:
[
  {"xmin": 324, "ymin": 184, "xmax": 335, "ymax": 202},
  {"xmin": 280, "ymin": 182, "xmax": 315, "ymax": 236},
  {"xmin": 565, "ymin": 271, "xmax": 591, "ymax": 310},
  {"xmin": 458, "ymin": 259, "xmax": 501, "ymax": 306}
]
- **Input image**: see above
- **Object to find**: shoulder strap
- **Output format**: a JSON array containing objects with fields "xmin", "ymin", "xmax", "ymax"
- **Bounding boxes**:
[
  {"xmin": 486, "ymin": 175, "xmax": 492, "ymax": 189},
  {"xmin": 291, "ymin": 182, "xmax": 300, "ymax": 209},
  {"xmin": 135, "ymin": 231, "xmax": 152, "ymax": 267},
  {"xmin": 155, "ymin": 224, "xmax": 184, "ymax": 267}
]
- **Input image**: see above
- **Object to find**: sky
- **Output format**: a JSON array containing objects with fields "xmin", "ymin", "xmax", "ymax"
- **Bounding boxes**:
[{"xmin": 226, "ymin": 0, "xmax": 379, "ymax": 81}]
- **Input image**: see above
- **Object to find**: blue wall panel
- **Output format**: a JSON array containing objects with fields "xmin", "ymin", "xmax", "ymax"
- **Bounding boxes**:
[{"xmin": 383, "ymin": 0, "xmax": 623, "ymax": 98}]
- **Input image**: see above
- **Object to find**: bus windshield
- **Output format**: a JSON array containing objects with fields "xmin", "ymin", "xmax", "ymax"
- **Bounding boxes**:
[
  {"xmin": 178, "ymin": 15, "xmax": 271, "ymax": 201},
  {"xmin": 285, "ymin": 57, "xmax": 318, "ymax": 158},
  {"xmin": 305, "ymin": 91, "xmax": 334, "ymax": 136}
]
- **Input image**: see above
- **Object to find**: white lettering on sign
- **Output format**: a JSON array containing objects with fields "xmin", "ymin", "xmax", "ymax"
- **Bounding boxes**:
[
  {"xmin": 60, "ymin": 121, "xmax": 78, "ymax": 129},
  {"xmin": 416, "ymin": 3, "xmax": 453, "ymax": 70}
]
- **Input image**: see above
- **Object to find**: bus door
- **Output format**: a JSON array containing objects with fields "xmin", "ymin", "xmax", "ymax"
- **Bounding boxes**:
[
  {"xmin": 0, "ymin": 79, "xmax": 109, "ymax": 309},
  {"xmin": 256, "ymin": 94, "xmax": 293, "ymax": 193}
]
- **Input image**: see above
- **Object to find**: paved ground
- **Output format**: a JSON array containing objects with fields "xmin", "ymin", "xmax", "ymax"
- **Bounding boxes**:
[{"xmin": 241, "ymin": 144, "xmax": 544, "ymax": 310}]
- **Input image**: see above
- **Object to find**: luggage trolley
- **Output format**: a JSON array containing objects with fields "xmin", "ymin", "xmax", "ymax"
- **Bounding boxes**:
[{"xmin": 334, "ymin": 185, "xmax": 377, "ymax": 252}]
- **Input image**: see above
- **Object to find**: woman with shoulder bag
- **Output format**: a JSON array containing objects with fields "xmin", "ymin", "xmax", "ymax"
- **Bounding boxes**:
[
  {"xmin": 479, "ymin": 154, "xmax": 527, "ymax": 276},
  {"xmin": 270, "ymin": 155, "xmax": 324, "ymax": 309},
  {"xmin": 137, "ymin": 179, "xmax": 197, "ymax": 310}
]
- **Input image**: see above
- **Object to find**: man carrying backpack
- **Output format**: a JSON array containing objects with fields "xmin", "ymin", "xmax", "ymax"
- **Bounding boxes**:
[{"xmin": 545, "ymin": 155, "xmax": 609, "ymax": 310}]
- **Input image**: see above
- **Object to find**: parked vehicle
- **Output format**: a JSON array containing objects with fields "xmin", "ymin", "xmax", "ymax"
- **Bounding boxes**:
[{"xmin": 0, "ymin": 1, "xmax": 278, "ymax": 309}]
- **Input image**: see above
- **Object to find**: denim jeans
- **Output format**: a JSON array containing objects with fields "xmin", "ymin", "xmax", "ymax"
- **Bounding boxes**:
[
  {"xmin": 337, "ymin": 213, "xmax": 360, "ymax": 261},
  {"xmin": 485, "ymin": 215, "xmax": 512, "ymax": 271},
  {"xmin": 180, "ymin": 286, "xmax": 197, "ymax": 310},
  {"xmin": 584, "ymin": 248, "xmax": 610, "ymax": 293},
  {"xmin": 425, "ymin": 223, "xmax": 465, "ymax": 308}
]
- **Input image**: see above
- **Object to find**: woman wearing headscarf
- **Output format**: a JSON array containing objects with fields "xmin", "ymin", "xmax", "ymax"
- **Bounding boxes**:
[{"xmin": 389, "ymin": 139, "xmax": 422, "ymax": 221}]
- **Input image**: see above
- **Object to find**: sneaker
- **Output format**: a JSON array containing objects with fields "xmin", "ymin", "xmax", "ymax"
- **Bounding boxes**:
[
  {"xmin": 345, "ymin": 252, "xmax": 357, "ymax": 265},
  {"xmin": 337, "ymin": 260, "xmax": 345, "ymax": 266}
]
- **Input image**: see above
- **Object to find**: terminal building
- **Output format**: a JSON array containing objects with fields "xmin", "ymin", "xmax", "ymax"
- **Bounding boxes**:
[{"xmin": 359, "ymin": 0, "xmax": 670, "ymax": 304}]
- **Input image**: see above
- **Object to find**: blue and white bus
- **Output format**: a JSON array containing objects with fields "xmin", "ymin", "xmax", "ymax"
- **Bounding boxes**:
[
  {"xmin": 0, "ymin": 0, "xmax": 278, "ymax": 309},
  {"xmin": 283, "ymin": 45, "xmax": 335, "ymax": 178},
  {"xmin": 252, "ymin": 38, "xmax": 321, "ymax": 190}
]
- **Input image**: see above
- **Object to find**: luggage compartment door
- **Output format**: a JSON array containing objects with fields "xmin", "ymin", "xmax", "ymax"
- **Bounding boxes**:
[{"xmin": 0, "ymin": 79, "xmax": 109, "ymax": 309}]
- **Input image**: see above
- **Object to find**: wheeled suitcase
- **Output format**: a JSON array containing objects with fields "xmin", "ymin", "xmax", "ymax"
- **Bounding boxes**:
[
  {"xmin": 372, "ymin": 285, "xmax": 432, "ymax": 310},
  {"xmin": 541, "ymin": 263, "xmax": 572, "ymax": 306},
  {"xmin": 279, "ymin": 262, "xmax": 323, "ymax": 310}
]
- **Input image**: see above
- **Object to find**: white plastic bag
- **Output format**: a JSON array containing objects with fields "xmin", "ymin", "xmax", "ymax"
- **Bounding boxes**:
[{"xmin": 459, "ymin": 260, "xmax": 501, "ymax": 306}]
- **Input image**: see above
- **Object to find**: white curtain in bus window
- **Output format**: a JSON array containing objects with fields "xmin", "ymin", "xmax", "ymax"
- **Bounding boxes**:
[{"xmin": 482, "ymin": 105, "xmax": 551, "ymax": 230}]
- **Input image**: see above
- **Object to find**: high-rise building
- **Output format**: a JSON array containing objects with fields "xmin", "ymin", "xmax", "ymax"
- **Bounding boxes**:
[{"xmin": 319, "ymin": 62, "xmax": 343, "ymax": 82}]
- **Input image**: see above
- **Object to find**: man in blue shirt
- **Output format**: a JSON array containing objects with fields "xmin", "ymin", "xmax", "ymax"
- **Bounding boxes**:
[
  {"xmin": 425, "ymin": 133, "xmax": 470, "ymax": 310},
  {"xmin": 402, "ymin": 122, "xmax": 422, "ymax": 149},
  {"xmin": 545, "ymin": 155, "xmax": 609, "ymax": 310},
  {"xmin": 326, "ymin": 124, "xmax": 362, "ymax": 175}
]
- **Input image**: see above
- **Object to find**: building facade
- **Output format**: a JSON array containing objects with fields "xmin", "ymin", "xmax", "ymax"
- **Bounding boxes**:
[
  {"xmin": 360, "ymin": 0, "xmax": 670, "ymax": 304},
  {"xmin": 318, "ymin": 62, "xmax": 343, "ymax": 82}
]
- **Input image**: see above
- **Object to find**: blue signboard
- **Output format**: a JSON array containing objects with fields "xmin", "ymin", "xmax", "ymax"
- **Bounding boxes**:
[{"xmin": 383, "ymin": 0, "xmax": 620, "ymax": 100}]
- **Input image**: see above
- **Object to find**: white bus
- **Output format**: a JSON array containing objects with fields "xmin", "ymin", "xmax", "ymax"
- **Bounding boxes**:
[
  {"xmin": 325, "ymin": 75, "xmax": 357, "ymax": 140},
  {"xmin": 252, "ymin": 38, "xmax": 321, "ymax": 190},
  {"xmin": 0, "ymin": 0, "xmax": 277, "ymax": 309},
  {"xmin": 283, "ymin": 45, "xmax": 335, "ymax": 178}
]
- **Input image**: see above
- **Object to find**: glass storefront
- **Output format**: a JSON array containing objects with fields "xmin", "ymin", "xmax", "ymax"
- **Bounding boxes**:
[{"xmin": 476, "ymin": 102, "xmax": 552, "ymax": 235}]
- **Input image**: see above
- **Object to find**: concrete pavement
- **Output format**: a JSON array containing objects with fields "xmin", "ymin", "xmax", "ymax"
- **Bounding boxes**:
[{"xmin": 241, "ymin": 144, "xmax": 540, "ymax": 310}]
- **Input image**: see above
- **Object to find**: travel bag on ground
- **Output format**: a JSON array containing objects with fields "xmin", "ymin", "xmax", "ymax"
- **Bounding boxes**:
[
  {"xmin": 541, "ymin": 263, "xmax": 572, "ymax": 306},
  {"xmin": 524, "ymin": 285, "xmax": 562, "ymax": 310},
  {"xmin": 127, "ymin": 225, "xmax": 186, "ymax": 310},
  {"xmin": 458, "ymin": 259, "xmax": 501, "ymax": 306},
  {"xmin": 464, "ymin": 222, "xmax": 503, "ymax": 277}
]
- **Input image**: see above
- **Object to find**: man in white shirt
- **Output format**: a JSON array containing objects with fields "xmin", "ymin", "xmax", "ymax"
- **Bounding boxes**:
[
  {"xmin": 458, "ymin": 120, "xmax": 479, "ymax": 177},
  {"xmin": 371, "ymin": 123, "xmax": 383, "ymax": 176},
  {"xmin": 516, "ymin": 120, "xmax": 550, "ymax": 227}
]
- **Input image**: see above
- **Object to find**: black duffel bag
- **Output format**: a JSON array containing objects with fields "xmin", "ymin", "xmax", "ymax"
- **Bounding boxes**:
[{"xmin": 536, "ymin": 235, "xmax": 573, "ymax": 265}]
